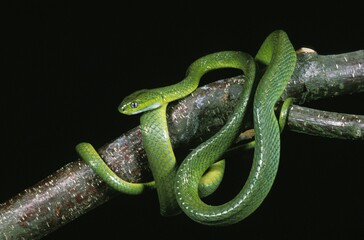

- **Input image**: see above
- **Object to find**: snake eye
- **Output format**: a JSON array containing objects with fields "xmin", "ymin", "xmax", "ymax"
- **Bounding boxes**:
[{"xmin": 130, "ymin": 102, "xmax": 138, "ymax": 108}]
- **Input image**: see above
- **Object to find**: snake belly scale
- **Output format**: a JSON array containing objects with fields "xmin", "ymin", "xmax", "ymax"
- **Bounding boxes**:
[{"xmin": 76, "ymin": 30, "xmax": 297, "ymax": 225}]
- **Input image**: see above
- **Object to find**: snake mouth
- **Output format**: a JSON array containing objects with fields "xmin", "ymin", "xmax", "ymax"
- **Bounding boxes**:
[
  {"xmin": 119, "ymin": 102, "xmax": 162, "ymax": 115},
  {"xmin": 136, "ymin": 102, "xmax": 161, "ymax": 114},
  {"xmin": 127, "ymin": 109, "xmax": 145, "ymax": 115}
]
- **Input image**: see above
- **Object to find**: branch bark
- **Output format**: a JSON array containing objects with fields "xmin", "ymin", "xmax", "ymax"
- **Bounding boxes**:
[{"xmin": 1, "ymin": 50, "xmax": 363, "ymax": 239}]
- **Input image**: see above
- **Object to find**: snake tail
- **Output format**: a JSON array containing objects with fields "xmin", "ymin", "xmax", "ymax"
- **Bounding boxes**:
[{"xmin": 75, "ymin": 143, "xmax": 154, "ymax": 195}]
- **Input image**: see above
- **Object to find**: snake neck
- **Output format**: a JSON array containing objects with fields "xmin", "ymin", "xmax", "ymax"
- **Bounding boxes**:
[
  {"xmin": 152, "ymin": 74, "xmax": 199, "ymax": 104},
  {"xmin": 140, "ymin": 104, "xmax": 181, "ymax": 216}
]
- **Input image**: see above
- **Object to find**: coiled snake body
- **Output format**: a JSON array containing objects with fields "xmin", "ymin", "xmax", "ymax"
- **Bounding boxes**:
[{"xmin": 76, "ymin": 30, "xmax": 297, "ymax": 225}]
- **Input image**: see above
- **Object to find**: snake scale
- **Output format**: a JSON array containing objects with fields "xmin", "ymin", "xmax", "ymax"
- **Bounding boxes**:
[{"xmin": 76, "ymin": 30, "xmax": 297, "ymax": 225}]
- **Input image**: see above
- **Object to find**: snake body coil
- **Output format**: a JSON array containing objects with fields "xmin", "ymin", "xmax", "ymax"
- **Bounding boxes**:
[
  {"xmin": 175, "ymin": 31, "xmax": 296, "ymax": 225},
  {"xmin": 76, "ymin": 30, "xmax": 297, "ymax": 225}
]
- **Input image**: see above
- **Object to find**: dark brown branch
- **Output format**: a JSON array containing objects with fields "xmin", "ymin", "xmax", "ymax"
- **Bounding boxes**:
[
  {"xmin": 288, "ymin": 105, "xmax": 364, "ymax": 140},
  {"xmin": 0, "ymin": 50, "xmax": 363, "ymax": 239}
]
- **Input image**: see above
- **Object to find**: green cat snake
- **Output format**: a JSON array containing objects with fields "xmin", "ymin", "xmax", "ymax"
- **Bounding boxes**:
[{"xmin": 76, "ymin": 30, "xmax": 297, "ymax": 225}]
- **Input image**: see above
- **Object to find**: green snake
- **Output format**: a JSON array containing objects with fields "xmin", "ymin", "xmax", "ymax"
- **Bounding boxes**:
[{"xmin": 76, "ymin": 30, "xmax": 297, "ymax": 225}]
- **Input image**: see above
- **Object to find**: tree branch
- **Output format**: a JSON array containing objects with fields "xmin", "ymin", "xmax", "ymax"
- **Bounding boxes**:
[{"xmin": 1, "ymin": 50, "xmax": 363, "ymax": 239}]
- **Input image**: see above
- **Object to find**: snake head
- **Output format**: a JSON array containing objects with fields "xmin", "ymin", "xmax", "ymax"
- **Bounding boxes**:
[{"xmin": 118, "ymin": 89, "xmax": 163, "ymax": 115}]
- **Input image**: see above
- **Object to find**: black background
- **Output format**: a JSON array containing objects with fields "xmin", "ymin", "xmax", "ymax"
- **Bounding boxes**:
[{"xmin": 3, "ymin": 1, "xmax": 364, "ymax": 239}]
